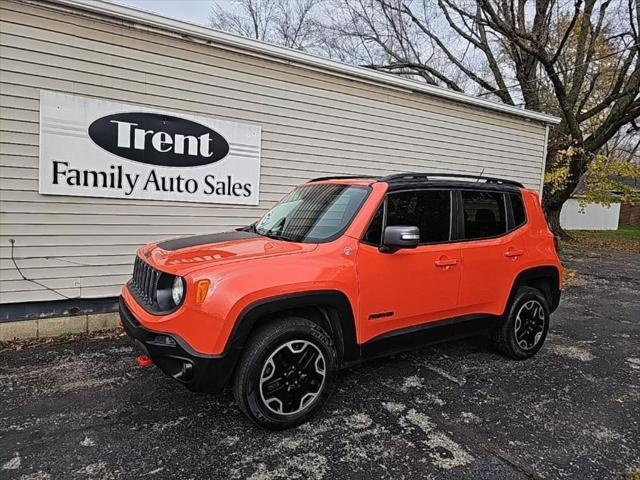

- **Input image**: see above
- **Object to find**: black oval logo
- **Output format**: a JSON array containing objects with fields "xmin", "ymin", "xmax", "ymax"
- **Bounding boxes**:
[{"xmin": 88, "ymin": 112, "xmax": 229, "ymax": 167}]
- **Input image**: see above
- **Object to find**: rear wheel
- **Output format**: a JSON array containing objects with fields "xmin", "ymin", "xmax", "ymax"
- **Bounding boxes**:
[
  {"xmin": 233, "ymin": 317, "xmax": 337, "ymax": 430},
  {"xmin": 494, "ymin": 286, "xmax": 550, "ymax": 360}
]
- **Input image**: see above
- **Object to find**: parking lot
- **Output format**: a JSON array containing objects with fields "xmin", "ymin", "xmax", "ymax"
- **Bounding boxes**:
[{"xmin": 1, "ymin": 248, "xmax": 638, "ymax": 480}]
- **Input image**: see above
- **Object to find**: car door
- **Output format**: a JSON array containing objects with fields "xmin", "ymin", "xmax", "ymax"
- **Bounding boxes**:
[
  {"xmin": 357, "ymin": 189, "xmax": 462, "ymax": 344},
  {"xmin": 456, "ymin": 189, "xmax": 526, "ymax": 316}
]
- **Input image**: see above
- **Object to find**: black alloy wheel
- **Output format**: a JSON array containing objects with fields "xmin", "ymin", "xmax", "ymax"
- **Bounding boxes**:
[
  {"xmin": 494, "ymin": 286, "xmax": 550, "ymax": 360},
  {"xmin": 233, "ymin": 317, "xmax": 337, "ymax": 430},
  {"xmin": 513, "ymin": 299, "xmax": 546, "ymax": 350},
  {"xmin": 259, "ymin": 339, "xmax": 326, "ymax": 415}
]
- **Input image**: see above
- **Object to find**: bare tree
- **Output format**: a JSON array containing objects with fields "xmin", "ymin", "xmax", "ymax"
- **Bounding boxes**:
[
  {"xmin": 210, "ymin": 0, "xmax": 323, "ymax": 50},
  {"xmin": 324, "ymin": 0, "xmax": 640, "ymax": 235},
  {"xmin": 209, "ymin": 0, "xmax": 639, "ymax": 235},
  {"xmin": 604, "ymin": 125, "xmax": 640, "ymax": 162}
]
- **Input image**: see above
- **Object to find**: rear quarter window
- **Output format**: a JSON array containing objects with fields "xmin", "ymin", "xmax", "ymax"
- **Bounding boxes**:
[
  {"xmin": 509, "ymin": 192, "xmax": 527, "ymax": 228},
  {"xmin": 461, "ymin": 190, "xmax": 507, "ymax": 239}
]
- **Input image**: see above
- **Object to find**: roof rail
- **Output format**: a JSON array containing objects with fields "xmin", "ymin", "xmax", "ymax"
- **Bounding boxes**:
[
  {"xmin": 309, "ymin": 175, "xmax": 379, "ymax": 182},
  {"xmin": 380, "ymin": 172, "xmax": 524, "ymax": 188},
  {"xmin": 308, "ymin": 172, "xmax": 525, "ymax": 188}
]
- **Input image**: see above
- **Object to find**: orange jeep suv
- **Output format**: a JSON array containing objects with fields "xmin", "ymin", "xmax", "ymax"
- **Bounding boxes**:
[{"xmin": 120, "ymin": 173, "xmax": 562, "ymax": 429}]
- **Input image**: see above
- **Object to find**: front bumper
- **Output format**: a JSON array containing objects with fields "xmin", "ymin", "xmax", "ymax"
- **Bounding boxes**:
[{"xmin": 119, "ymin": 296, "xmax": 238, "ymax": 393}]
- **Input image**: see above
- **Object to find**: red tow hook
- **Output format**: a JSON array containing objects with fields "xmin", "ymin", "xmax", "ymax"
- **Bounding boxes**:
[{"xmin": 136, "ymin": 355, "xmax": 153, "ymax": 367}]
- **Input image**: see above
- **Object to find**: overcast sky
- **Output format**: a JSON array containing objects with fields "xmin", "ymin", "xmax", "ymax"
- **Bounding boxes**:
[{"xmin": 112, "ymin": 0, "xmax": 213, "ymax": 25}]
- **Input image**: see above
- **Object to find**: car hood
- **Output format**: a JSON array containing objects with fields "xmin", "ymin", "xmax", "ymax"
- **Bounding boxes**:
[{"xmin": 139, "ymin": 231, "xmax": 317, "ymax": 275}]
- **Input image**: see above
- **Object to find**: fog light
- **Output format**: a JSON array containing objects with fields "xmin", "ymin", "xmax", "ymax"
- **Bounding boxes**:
[
  {"xmin": 195, "ymin": 280, "xmax": 210, "ymax": 304},
  {"xmin": 153, "ymin": 335, "xmax": 176, "ymax": 347}
]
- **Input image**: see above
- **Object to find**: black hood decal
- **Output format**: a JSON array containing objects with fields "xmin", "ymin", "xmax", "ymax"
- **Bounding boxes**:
[{"xmin": 158, "ymin": 231, "xmax": 259, "ymax": 251}]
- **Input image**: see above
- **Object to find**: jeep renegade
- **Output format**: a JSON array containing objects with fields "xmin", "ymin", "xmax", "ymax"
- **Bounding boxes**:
[{"xmin": 120, "ymin": 173, "xmax": 562, "ymax": 429}]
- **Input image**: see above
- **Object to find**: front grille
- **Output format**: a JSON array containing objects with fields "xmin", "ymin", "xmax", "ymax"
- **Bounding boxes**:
[{"xmin": 130, "ymin": 256, "xmax": 161, "ymax": 306}]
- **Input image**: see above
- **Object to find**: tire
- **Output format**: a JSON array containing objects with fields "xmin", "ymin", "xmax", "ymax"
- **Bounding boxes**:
[
  {"xmin": 233, "ymin": 316, "xmax": 337, "ymax": 430},
  {"xmin": 494, "ymin": 286, "xmax": 550, "ymax": 360}
]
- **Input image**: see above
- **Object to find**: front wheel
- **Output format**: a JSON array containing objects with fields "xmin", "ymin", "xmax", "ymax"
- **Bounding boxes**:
[
  {"xmin": 494, "ymin": 286, "xmax": 550, "ymax": 360},
  {"xmin": 233, "ymin": 317, "xmax": 337, "ymax": 430}
]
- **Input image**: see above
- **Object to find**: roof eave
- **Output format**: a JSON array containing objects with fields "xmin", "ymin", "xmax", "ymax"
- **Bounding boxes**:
[{"xmin": 44, "ymin": 0, "xmax": 562, "ymax": 126}]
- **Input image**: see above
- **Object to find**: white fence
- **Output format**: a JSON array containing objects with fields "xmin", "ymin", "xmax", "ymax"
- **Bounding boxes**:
[{"xmin": 560, "ymin": 199, "xmax": 620, "ymax": 231}]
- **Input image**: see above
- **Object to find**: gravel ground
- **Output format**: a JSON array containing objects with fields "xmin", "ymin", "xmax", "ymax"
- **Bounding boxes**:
[{"xmin": 1, "ymin": 248, "xmax": 638, "ymax": 480}]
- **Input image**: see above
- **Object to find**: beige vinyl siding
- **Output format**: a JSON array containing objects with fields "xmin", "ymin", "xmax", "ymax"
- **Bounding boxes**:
[{"xmin": 0, "ymin": 0, "xmax": 549, "ymax": 304}]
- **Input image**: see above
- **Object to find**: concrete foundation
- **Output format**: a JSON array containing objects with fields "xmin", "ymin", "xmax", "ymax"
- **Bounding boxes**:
[{"xmin": 0, "ymin": 312, "xmax": 119, "ymax": 341}]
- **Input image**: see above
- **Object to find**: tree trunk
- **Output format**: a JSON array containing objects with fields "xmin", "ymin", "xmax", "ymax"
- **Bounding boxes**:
[
  {"xmin": 543, "ymin": 181, "xmax": 578, "ymax": 239},
  {"xmin": 542, "ymin": 179, "xmax": 570, "ymax": 238},
  {"xmin": 540, "ymin": 133, "xmax": 589, "ymax": 239},
  {"xmin": 544, "ymin": 204, "xmax": 567, "ymax": 239}
]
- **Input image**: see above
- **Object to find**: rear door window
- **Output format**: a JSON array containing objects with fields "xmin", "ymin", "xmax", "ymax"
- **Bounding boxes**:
[{"xmin": 461, "ymin": 191, "xmax": 507, "ymax": 239}]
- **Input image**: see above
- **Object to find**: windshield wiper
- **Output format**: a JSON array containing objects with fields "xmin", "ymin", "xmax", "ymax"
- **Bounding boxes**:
[
  {"xmin": 236, "ymin": 223, "xmax": 257, "ymax": 233},
  {"xmin": 261, "ymin": 229, "xmax": 288, "ymax": 241},
  {"xmin": 256, "ymin": 217, "xmax": 290, "ymax": 241},
  {"xmin": 242, "ymin": 223, "xmax": 289, "ymax": 241}
]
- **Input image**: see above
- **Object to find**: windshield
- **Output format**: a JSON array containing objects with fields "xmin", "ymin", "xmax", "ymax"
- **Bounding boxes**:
[{"xmin": 255, "ymin": 184, "xmax": 370, "ymax": 243}]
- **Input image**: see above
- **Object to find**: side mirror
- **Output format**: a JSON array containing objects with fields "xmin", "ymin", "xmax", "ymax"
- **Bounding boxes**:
[{"xmin": 380, "ymin": 226, "xmax": 420, "ymax": 253}]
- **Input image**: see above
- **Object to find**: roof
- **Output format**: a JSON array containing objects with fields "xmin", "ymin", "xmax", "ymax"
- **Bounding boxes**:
[
  {"xmin": 310, "ymin": 178, "xmax": 376, "ymax": 187},
  {"xmin": 571, "ymin": 176, "xmax": 639, "ymax": 197},
  {"xmin": 309, "ymin": 173, "xmax": 524, "ymax": 192},
  {"xmin": 46, "ymin": 0, "xmax": 561, "ymax": 126}
]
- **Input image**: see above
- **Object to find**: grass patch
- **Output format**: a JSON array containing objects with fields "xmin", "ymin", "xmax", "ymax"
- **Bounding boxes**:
[
  {"xmin": 564, "ymin": 225, "xmax": 640, "ymax": 253},
  {"xmin": 622, "ymin": 469, "xmax": 640, "ymax": 480},
  {"xmin": 617, "ymin": 225, "xmax": 640, "ymax": 239},
  {"xmin": 574, "ymin": 225, "xmax": 640, "ymax": 240},
  {"xmin": 58, "ymin": 332, "xmax": 74, "ymax": 341}
]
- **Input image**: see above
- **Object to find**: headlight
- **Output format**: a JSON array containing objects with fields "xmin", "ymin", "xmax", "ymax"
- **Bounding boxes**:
[{"xmin": 171, "ymin": 276, "xmax": 184, "ymax": 306}]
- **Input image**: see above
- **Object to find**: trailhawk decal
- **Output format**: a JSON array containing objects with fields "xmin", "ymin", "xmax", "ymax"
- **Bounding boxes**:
[{"xmin": 39, "ymin": 91, "xmax": 261, "ymax": 205}]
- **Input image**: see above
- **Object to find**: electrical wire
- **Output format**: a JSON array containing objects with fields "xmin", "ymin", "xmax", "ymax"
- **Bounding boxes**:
[
  {"xmin": 43, "ymin": 257, "xmax": 109, "ymax": 267},
  {"xmin": 8, "ymin": 239, "xmax": 82, "ymax": 300}
]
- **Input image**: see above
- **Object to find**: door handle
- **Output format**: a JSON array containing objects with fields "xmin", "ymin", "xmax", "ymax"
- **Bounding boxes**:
[
  {"xmin": 434, "ymin": 258, "xmax": 459, "ymax": 267},
  {"xmin": 504, "ymin": 249, "xmax": 524, "ymax": 258}
]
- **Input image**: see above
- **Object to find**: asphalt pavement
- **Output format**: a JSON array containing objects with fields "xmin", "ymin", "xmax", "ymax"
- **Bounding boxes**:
[{"xmin": 1, "ymin": 248, "xmax": 638, "ymax": 479}]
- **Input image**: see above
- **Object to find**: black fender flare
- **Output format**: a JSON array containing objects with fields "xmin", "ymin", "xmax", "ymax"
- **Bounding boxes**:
[
  {"xmin": 504, "ymin": 266, "xmax": 561, "ymax": 315},
  {"xmin": 224, "ymin": 290, "xmax": 359, "ymax": 364}
]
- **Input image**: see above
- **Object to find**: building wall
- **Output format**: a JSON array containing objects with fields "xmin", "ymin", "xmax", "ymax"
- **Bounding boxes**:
[
  {"xmin": 560, "ymin": 199, "xmax": 621, "ymax": 231},
  {"xmin": 0, "ymin": 0, "xmax": 549, "ymax": 304}
]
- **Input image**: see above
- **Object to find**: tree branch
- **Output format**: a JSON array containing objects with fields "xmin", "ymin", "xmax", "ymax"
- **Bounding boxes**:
[
  {"xmin": 361, "ymin": 61, "xmax": 464, "ymax": 91},
  {"xmin": 578, "ymin": 49, "xmax": 638, "ymax": 122},
  {"xmin": 385, "ymin": 1, "xmax": 511, "ymax": 102},
  {"xmin": 438, "ymin": 0, "xmax": 515, "ymax": 104},
  {"xmin": 551, "ymin": 0, "xmax": 584, "ymax": 64}
]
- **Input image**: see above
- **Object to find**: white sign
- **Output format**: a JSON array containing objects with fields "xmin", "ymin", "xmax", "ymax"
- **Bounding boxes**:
[{"xmin": 39, "ymin": 91, "xmax": 261, "ymax": 205}]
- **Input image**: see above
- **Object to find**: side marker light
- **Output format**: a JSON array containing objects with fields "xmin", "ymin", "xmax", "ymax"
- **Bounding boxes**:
[{"xmin": 195, "ymin": 280, "xmax": 210, "ymax": 304}]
